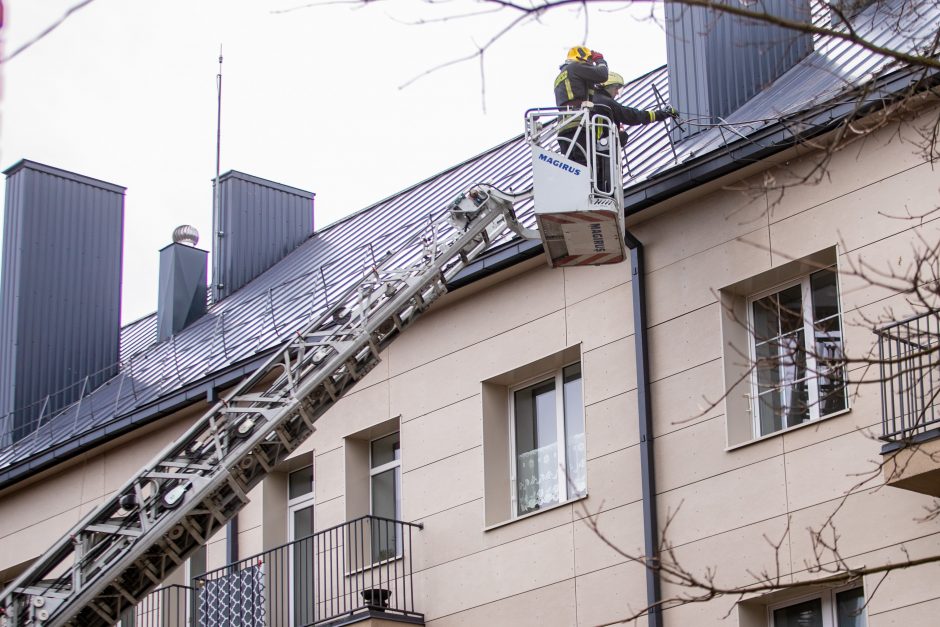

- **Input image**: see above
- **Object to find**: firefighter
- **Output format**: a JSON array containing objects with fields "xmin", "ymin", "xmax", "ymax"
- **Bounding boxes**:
[
  {"xmin": 592, "ymin": 71, "xmax": 679, "ymax": 192},
  {"xmin": 554, "ymin": 46, "xmax": 609, "ymax": 165},
  {"xmin": 593, "ymin": 71, "xmax": 679, "ymax": 144}
]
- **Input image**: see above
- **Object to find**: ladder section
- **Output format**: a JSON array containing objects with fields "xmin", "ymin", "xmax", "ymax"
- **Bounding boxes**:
[{"xmin": 0, "ymin": 186, "xmax": 532, "ymax": 627}]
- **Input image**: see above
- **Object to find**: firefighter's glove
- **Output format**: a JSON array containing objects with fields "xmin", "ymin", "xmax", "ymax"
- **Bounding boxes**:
[
  {"xmin": 590, "ymin": 51, "xmax": 604, "ymax": 62},
  {"xmin": 653, "ymin": 106, "xmax": 680, "ymax": 121}
]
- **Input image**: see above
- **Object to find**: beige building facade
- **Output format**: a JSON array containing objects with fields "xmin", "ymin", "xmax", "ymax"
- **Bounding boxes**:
[
  {"xmin": 2, "ymin": 105, "xmax": 940, "ymax": 626},
  {"xmin": 3, "ymin": 2, "xmax": 940, "ymax": 625}
]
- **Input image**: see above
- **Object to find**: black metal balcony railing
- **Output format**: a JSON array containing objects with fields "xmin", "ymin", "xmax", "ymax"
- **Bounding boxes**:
[
  {"xmin": 877, "ymin": 310, "xmax": 940, "ymax": 444},
  {"xmin": 123, "ymin": 584, "xmax": 194, "ymax": 626},
  {"xmin": 122, "ymin": 516, "xmax": 423, "ymax": 627}
]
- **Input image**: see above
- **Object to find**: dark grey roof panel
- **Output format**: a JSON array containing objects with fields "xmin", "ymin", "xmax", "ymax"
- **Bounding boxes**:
[
  {"xmin": 213, "ymin": 170, "xmax": 315, "ymax": 301},
  {"xmin": 665, "ymin": 0, "xmax": 813, "ymax": 140},
  {"xmin": 0, "ymin": 161, "xmax": 125, "ymax": 446},
  {"xmin": 667, "ymin": 0, "xmax": 937, "ymax": 163}
]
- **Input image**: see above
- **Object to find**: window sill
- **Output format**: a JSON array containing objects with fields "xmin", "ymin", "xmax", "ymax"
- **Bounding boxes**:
[
  {"xmin": 725, "ymin": 408, "xmax": 852, "ymax": 452},
  {"xmin": 344, "ymin": 554, "xmax": 402, "ymax": 578},
  {"xmin": 483, "ymin": 493, "xmax": 588, "ymax": 533}
]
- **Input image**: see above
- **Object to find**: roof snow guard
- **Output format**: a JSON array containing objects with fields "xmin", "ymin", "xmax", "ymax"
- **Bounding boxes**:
[{"xmin": 0, "ymin": 0, "xmax": 937, "ymax": 488}]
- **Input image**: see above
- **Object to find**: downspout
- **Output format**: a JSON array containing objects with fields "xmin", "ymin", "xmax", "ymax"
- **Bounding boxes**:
[{"xmin": 623, "ymin": 230, "xmax": 663, "ymax": 627}]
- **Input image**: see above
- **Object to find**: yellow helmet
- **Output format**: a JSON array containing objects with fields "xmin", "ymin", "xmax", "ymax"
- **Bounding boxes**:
[
  {"xmin": 567, "ymin": 46, "xmax": 592, "ymax": 62},
  {"xmin": 601, "ymin": 72, "xmax": 625, "ymax": 89}
]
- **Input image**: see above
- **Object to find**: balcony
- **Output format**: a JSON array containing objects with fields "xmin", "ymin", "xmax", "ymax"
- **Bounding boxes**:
[
  {"xmin": 123, "ymin": 516, "xmax": 424, "ymax": 627},
  {"xmin": 876, "ymin": 311, "xmax": 940, "ymax": 497}
]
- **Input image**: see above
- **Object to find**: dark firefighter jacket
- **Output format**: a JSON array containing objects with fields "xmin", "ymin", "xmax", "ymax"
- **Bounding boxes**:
[
  {"xmin": 591, "ymin": 90, "xmax": 658, "ymax": 127},
  {"xmin": 554, "ymin": 59, "xmax": 609, "ymax": 107}
]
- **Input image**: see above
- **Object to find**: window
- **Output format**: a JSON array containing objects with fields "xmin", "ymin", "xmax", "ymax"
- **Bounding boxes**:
[
  {"xmin": 370, "ymin": 432, "xmax": 401, "ymax": 560},
  {"xmin": 288, "ymin": 464, "xmax": 315, "ymax": 626},
  {"xmin": 769, "ymin": 586, "xmax": 866, "ymax": 627},
  {"xmin": 288, "ymin": 464, "xmax": 315, "ymax": 540},
  {"xmin": 481, "ymin": 346, "xmax": 584, "ymax": 527},
  {"xmin": 344, "ymin": 418, "xmax": 401, "ymax": 563},
  {"xmin": 510, "ymin": 363, "xmax": 586, "ymax": 517},
  {"xmin": 721, "ymin": 249, "xmax": 851, "ymax": 446},
  {"xmin": 748, "ymin": 265, "xmax": 847, "ymax": 437}
]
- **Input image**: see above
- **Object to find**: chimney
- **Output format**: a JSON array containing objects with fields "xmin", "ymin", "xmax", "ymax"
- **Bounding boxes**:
[
  {"xmin": 212, "ymin": 171, "xmax": 314, "ymax": 301},
  {"xmin": 665, "ymin": 0, "xmax": 813, "ymax": 140},
  {"xmin": 157, "ymin": 225, "xmax": 208, "ymax": 341},
  {"xmin": 0, "ymin": 160, "xmax": 125, "ymax": 443}
]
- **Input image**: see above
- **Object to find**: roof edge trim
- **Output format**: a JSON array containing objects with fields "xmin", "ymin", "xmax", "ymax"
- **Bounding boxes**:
[
  {"xmin": 624, "ymin": 67, "xmax": 940, "ymax": 214},
  {"xmin": 2, "ymin": 159, "xmax": 127, "ymax": 194}
]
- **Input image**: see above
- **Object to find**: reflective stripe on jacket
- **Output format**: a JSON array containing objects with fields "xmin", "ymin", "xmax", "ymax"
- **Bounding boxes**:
[{"xmin": 553, "ymin": 60, "xmax": 609, "ymax": 107}]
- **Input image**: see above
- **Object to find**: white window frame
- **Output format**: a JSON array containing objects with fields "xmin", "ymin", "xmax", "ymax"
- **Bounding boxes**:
[
  {"xmin": 369, "ymin": 432, "xmax": 402, "ymax": 560},
  {"xmin": 768, "ymin": 584, "xmax": 866, "ymax": 627},
  {"xmin": 369, "ymin": 432, "xmax": 401, "ymax": 520},
  {"xmin": 746, "ymin": 266, "xmax": 848, "ymax": 438},
  {"xmin": 508, "ymin": 362, "xmax": 585, "ymax": 518},
  {"xmin": 287, "ymin": 463, "xmax": 316, "ymax": 626},
  {"xmin": 287, "ymin": 463, "xmax": 316, "ymax": 541}
]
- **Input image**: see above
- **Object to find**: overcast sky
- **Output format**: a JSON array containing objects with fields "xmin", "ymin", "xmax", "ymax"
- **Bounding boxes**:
[{"xmin": 0, "ymin": 0, "xmax": 666, "ymax": 323}]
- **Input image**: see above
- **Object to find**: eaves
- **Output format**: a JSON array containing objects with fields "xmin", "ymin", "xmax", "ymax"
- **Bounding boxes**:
[
  {"xmin": 451, "ymin": 67, "xmax": 940, "ymax": 291},
  {"xmin": 0, "ymin": 351, "xmax": 275, "ymax": 493},
  {"xmin": 624, "ymin": 66, "xmax": 940, "ymax": 215}
]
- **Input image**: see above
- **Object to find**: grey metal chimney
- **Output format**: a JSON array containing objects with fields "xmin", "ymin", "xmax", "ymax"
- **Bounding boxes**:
[
  {"xmin": 212, "ymin": 170, "xmax": 314, "ymax": 301},
  {"xmin": 0, "ymin": 160, "xmax": 125, "ymax": 443},
  {"xmin": 665, "ymin": 0, "xmax": 813, "ymax": 140},
  {"xmin": 157, "ymin": 225, "xmax": 208, "ymax": 341}
]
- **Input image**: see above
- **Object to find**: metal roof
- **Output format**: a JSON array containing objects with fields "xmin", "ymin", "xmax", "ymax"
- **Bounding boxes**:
[{"xmin": 0, "ymin": 0, "xmax": 936, "ymax": 486}]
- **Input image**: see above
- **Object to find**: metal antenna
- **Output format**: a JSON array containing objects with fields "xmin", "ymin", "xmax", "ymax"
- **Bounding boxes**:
[{"xmin": 213, "ymin": 44, "xmax": 225, "ymax": 301}]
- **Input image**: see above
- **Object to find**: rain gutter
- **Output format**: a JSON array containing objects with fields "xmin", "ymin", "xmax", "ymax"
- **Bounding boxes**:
[
  {"xmin": 624, "ymin": 68, "xmax": 939, "ymax": 215},
  {"xmin": 623, "ymin": 230, "xmax": 663, "ymax": 627},
  {"xmin": 0, "ymin": 352, "xmax": 276, "ymax": 492},
  {"xmin": 447, "ymin": 238, "xmax": 543, "ymax": 289}
]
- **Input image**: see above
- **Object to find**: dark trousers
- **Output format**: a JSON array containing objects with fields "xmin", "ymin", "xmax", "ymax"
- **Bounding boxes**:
[{"xmin": 557, "ymin": 126, "xmax": 588, "ymax": 166}]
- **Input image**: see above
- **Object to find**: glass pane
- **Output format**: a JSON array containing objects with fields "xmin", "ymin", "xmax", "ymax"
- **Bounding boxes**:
[
  {"xmin": 773, "ymin": 597, "xmax": 824, "ymax": 627},
  {"xmin": 371, "ymin": 468, "xmax": 401, "ymax": 561},
  {"xmin": 753, "ymin": 294, "xmax": 780, "ymax": 342},
  {"xmin": 818, "ymin": 366, "xmax": 847, "ymax": 417},
  {"xmin": 776, "ymin": 329, "xmax": 807, "ymax": 426},
  {"xmin": 371, "ymin": 432, "xmax": 400, "ymax": 468},
  {"xmin": 756, "ymin": 341, "xmax": 780, "ymax": 392},
  {"xmin": 811, "ymin": 267, "xmax": 840, "ymax": 323},
  {"xmin": 563, "ymin": 364, "xmax": 586, "ymax": 499},
  {"xmin": 371, "ymin": 468, "xmax": 399, "ymax": 520},
  {"xmin": 815, "ymin": 317, "xmax": 847, "ymax": 418},
  {"xmin": 292, "ymin": 514, "xmax": 315, "ymax": 625},
  {"xmin": 758, "ymin": 390, "xmax": 783, "ymax": 436},
  {"xmin": 288, "ymin": 465, "xmax": 314, "ymax": 500},
  {"xmin": 189, "ymin": 544, "xmax": 207, "ymax": 579},
  {"xmin": 515, "ymin": 379, "xmax": 559, "ymax": 516},
  {"xmin": 783, "ymin": 378, "xmax": 811, "ymax": 428},
  {"xmin": 778, "ymin": 284, "xmax": 804, "ymax": 335},
  {"xmin": 836, "ymin": 587, "xmax": 866, "ymax": 627},
  {"xmin": 292, "ymin": 504, "xmax": 314, "ymax": 539}
]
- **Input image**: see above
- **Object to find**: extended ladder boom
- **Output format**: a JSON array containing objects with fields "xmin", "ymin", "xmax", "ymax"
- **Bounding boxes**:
[{"xmin": 0, "ymin": 186, "xmax": 533, "ymax": 627}]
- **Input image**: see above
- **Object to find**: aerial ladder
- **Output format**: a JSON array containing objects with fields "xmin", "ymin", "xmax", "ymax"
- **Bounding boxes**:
[{"xmin": 0, "ymin": 108, "xmax": 625, "ymax": 627}]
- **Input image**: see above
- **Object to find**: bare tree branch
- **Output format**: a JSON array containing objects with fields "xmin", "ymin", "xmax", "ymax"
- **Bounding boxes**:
[{"xmin": 1, "ymin": 0, "xmax": 98, "ymax": 64}]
